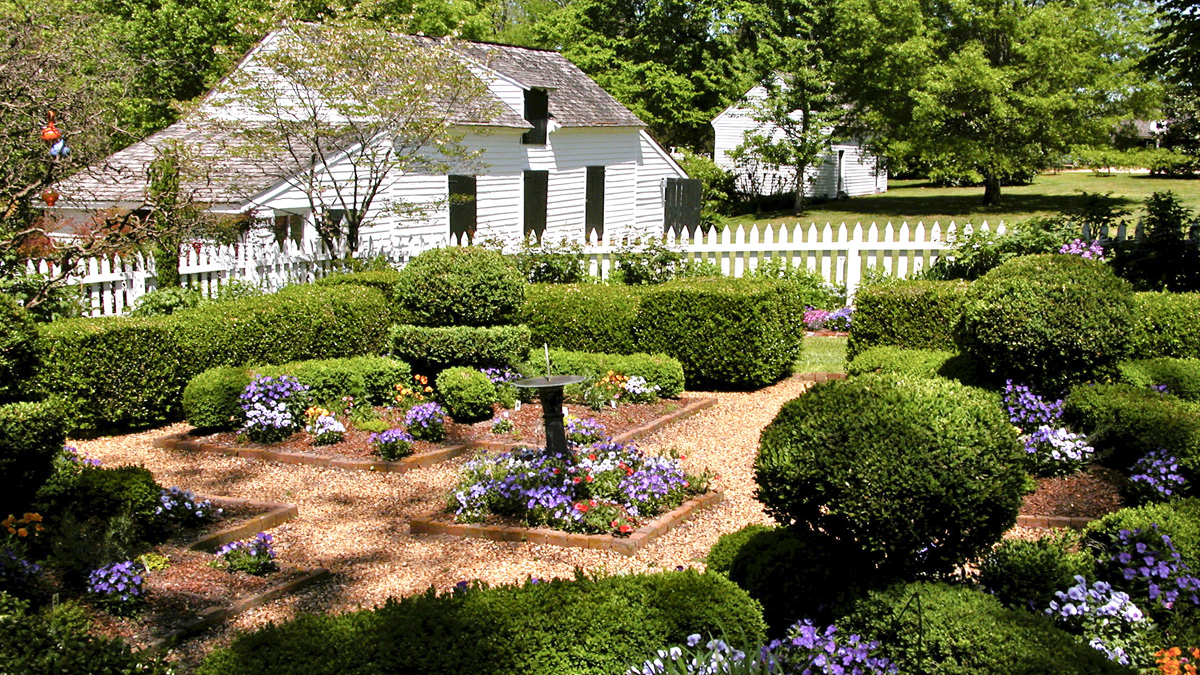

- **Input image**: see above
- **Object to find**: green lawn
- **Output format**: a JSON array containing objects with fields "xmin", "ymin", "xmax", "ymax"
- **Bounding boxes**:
[
  {"xmin": 721, "ymin": 172, "xmax": 1200, "ymax": 229},
  {"xmin": 795, "ymin": 335, "xmax": 847, "ymax": 374}
]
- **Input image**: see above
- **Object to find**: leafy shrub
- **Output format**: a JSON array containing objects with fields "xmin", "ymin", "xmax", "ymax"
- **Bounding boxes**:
[
  {"xmin": 846, "ymin": 280, "xmax": 968, "ymax": 361},
  {"xmin": 521, "ymin": 349, "xmax": 685, "ymax": 399},
  {"xmin": 1129, "ymin": 293, "xmax": 1200, "ymax": 359},
  {"xmin": 389, "ymin": 324, "xmax": 531, "ymax": 372},
  {"xmin": 1110, "ymin": 191, "xmax": 1200, "ymax": 292},
  {"xmin": 921, "ymin": 215, "xmax": 1081, "ymax": 281},
  {"xmin": 0, "ymin": 592, "xmax": 172, "ymax": 675},
  {"xmin": 614, "ymin": 237, "xmax": 684, "ymax": 285},
  {"xmin": 847, "ymin": 346, "xmax": 976, "ymax": 382},
  {"xmin": 394, "ymin": 246, "xmax": 524, "ymax": 327},
  {"xmin": 755, "ymin": 375, "xmax": 1025, "ymax": 576},
  {"xmin": 707, "ymin": 525, "xmax": 875, "ymax": 632},
  {"xmin": 341, "ymin": 356, "xmax": 412, "ymax": 406},
  {"xmin": 0, "ymin": 401, "xmax": 65, "ymax": 518},
  {"xmin": 978, "ymin": 533, "xmax": 1095, "ymax": 610},
  {"xmin": 0, "ymin": 294, "xmax": 37, "ymax": 403},
  {"xmin": 521, "ymin": 284, "xmax": 644, "ymax": 355},
  {"xmin": 213, "ymin": 533, "xmax": 278, "ymax": 576},
  {"xmin": 127, "ymin": 286, "xmax": 204, "ymax": 317},
  {"xmin": 1119, "ymin": 358, "xmax": 1200, "ymax": 402},
  {"xmin": 278, "ymin": 360, "xmax": 368, "ymax": 409},
  {"xmin": 516, "ymin": 237, "xmax": 588, "ymax": 283},
  {"xmin": 837, "ymin": 582, "xmax": 1133, "ymax": 675},
  {"xmin": 436, "ymin": 367, "xmax": 496, "ymax": 423},
  {"xmin": 638, "ymin": 278, "xmax": 804, "ymax": 390},
  {"xmin": 196, "ymin": 570, "xmax": 766, "ymax": 675},
  {"xmin": 183, "ymin": 366, "xmax": 253, "ymax": 430},
  {"xmin": 314, "ymin": 269, "xmax": 403, "ymax": 304},
  {"xmin": 956, "ymin": 255, "xmax": 1136, "ymax": 392},
  {"xmin": 1063, "ymin": 383, "xmax": 1200, "ymax": 477},
  {"xmin": 748, "ymin": 259, "xmax": 846, "ymax": 308},
  {"xmin": 1084, "ymin": 500, "xmax": 1200, "ymax": 578},
  {"xmin": 41, "ymin": 465, "xmax": 162, "ymax": 536}
]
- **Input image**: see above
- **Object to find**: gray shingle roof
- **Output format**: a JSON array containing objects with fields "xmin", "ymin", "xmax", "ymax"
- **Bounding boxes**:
[{"xmin": 456, "ymin": 42, "xmax": 645, "ymax": 128}]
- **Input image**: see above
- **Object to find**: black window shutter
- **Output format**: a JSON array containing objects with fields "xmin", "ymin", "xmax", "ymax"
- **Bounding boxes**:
[
  {"xmin": 273, "ymin": 214, "xmax": 289, "ymax": 247},
  {"xmin": 448, "ymin": 175, "xmax": 477, "ymax": 244},
  {"xmin": 664, "ymin": 178, "xmax": 702, "ymax": 236},
  {"xmin": 524, "ymin": 170, "xmax": 549, "ymax": 242},
  {"xmin": 586, "ymin": 166, "xmax": 605, "ymax": 240},
  {"xmin": 521, "ymin": 89, "xmax": 549, "ymax": 145}
]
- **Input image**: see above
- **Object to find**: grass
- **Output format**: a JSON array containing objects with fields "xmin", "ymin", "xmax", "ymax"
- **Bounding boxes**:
[
  {"xmin": 795, "ymin": 335, "xmax": 847, "ymax": 374},
  {"xmin": 721, "ymin": 172, "xmax": 1200, "ymax": 229}
]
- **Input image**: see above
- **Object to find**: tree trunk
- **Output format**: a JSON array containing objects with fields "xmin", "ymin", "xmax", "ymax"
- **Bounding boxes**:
[
  {"xmin": 982, "ymin": 173, "xmax": 1002, "ymax": 206},
  {"xmin": 153, "ymin": 244, "xmax": 181, "ymax": 288},
  {"xmin": 792, "ymin": 163, "xmax": 808, "ymax": 215}
]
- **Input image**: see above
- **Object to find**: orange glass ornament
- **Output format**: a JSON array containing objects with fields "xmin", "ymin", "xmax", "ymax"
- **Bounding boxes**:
[
  {"xmin": 40, "ymin": 188, "xmax": 59, "ymax": 207},
  {"xmin": 40, "ymin": 110, "xmax": 61, "ymax": 144}
]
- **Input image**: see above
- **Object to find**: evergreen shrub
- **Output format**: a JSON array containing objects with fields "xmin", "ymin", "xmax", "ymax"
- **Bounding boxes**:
[
  {"xmin": 846, "ymin": 280, "xmax": 968, "ymax": 360},
  {"xmin": 978, "ymin": 534, "xmax": 1095, "ymax": 610},
  {"xmin": 1063, "ymin": 383, "xmax": 1200, "ymax": 475},
  {"xmin": 389, "ymin": 324, "xmax": 531, "ymax": 372},
  {"xmin": 755, "ymin": 375, "xmax": 1024, "ymax": 576},
  {"xmin": 0, "ymin": 294, "xmax": 38, "ymax": 403},
  {"xmin": 183, "ymin": 367, "xmax": 252, "ymax": 430},
  {"xmin": 394, "ymin": 246, "xmax": 524, "ymax": 327},
  {"xmin": 1118, "ymin": 357, "xmax": 1200, "ymax": 402},
  {"xmin": 1130, "ymin": 293, "xmax": 1200, "ymax": 359},
  {"xmin": 521, "ymin": 349, "xmax": 685, "ymax": 398},
  {"xmin": 956, "ymin": 255, "xmax": 1135, "ymax": 392},
  {"xmin": 0, "ymin": 400, "xmax": 65, "ymax": 517},
  {"xmin": 196, "ymin": 571, "xmax": 766, "ymax": 675},
  {"xmin": 435, "ymin": 367, "xmax": 496, "ymax": 422},
  {"xmin": 847, "ymin": 345, "xmax": 975, "ymax": 382},
  {"xmin": 521, "ymin": 284, "xmax": 644, "ymax": 355}
]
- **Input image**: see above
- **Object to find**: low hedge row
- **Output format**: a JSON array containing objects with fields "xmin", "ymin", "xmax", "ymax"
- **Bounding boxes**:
[
  {"xmin": 196, "ymin": 571, "xmax": 766, "ymax": 675},
  {"xmin": 389, "ymin": 324, "xmax": 531, "ymax": 373},
  {"xmin": 847, "ymin": 345, "xmax": 976, "ymax": 382},
  {"xmin": 522, "ymin": 349, "xmax": 686, "ymax": 399},
  {"xmin": 846, "ymin": 280, "xmax": 968, "ymax": 360},
  {"xmin": 520, "ymin": 284, "xmax": 645, "ymax": 355},
  {"xmin": 34, "ymin": 285, "xmax": 391, "ymax": 434},
  {"xmin": 1129, "ymin": 292, "xmax": 1200, "ymax": 359},
  {"xmin": 1063, "ymin": 383, "xmax": 1200, "ymax": 476},
  {"xmin": 183, "ymin": 356, "xmax": 412, "ymax": 430},
  {"xmin": 1118, "ymin": 357, "xmax": 1200, "ymax": 402},
  {"xmin": 0, "ymin": 294, "xmax": 38, "ymax": 403},
  {"xmin": 0, "ymin": 400, "xmax": 65, "ymax": 517}
]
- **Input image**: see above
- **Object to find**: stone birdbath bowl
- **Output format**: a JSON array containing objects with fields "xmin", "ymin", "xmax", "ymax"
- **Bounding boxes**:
[{"xmin": 511, "ymin": 375, "xmax": 587, "ymax": 457}]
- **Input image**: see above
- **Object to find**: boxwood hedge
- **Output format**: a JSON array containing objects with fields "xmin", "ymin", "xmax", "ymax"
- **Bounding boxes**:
[
  {"xmin": 846, "ymin": 280, "xmax": 968, "ymax": 361},
  {"xmin": 1118, "ymin": 357, "xmax": 1200, "ymax": 402},
  {"xmin": 0, "ymin": 400, "xmax": 65, "ymax": 517},
  {"xmin": 196, "ymin": 571, "xmax": 766, "ymax": 675},
  {"xmin": 1129, "ymin": 292, "xmax": 1200, "ymax": 360},
  {"xmin": 389, "ymin": 324, "xmax": 531, "ymax": 373},
  {"xmin": 520, "ymin": 284, "xmax": 645, "ymax": 355},
  {"xmin": 521, "ymin": 349, "xmax": 686, "ymax": 399},
  {"xmin": 0, "ymin": 294, "xmax": 38, "ymax": 403},
  {"xmin": 637, "ymin": 278, "xmax": 804, "ymax": 390},
  {"xmin": 1063, "ymin": 383, "xmax": 1200, "ymax": 477},
  {"xmin": 847, "ymin": 346, "xmax": 976, "ymax": 383}
]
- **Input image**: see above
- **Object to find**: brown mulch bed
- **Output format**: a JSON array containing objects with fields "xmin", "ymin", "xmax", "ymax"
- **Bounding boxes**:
[
  {"xmin": 190, "ymin": 398, "xmax": 700, "ymax": 460},
  {"xmin": 1020, "ymin": 465, "xmax": 1128, "ymax": 519},
  {"xmin": 161, "ymin": 502, "xmax": 270, "ymax": 548}
]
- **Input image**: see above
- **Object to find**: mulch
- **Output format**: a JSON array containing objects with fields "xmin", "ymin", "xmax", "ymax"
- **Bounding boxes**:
[
  {"xmin": 1020, "ymin": 465, "xmax": 1128, "ymax": 519},
  {"xmin": 190, "ymin": 398, "xmax": 700, "ymax": 460}
]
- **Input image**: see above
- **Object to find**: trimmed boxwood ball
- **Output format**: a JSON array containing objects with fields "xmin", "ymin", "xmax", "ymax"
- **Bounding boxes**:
[
  {"xmin": 837, "ymin": 582, "xmax": 1134, "ymax": 675},
  {"xmin": 196, "ymin": 570, "xmax": 766, "ymax": 675},
  {"xmin": 0, "ymin": 294, "xmax": 38, "ymax": 403},
  {"xmin": 395, "ymin": 246, "xmax": 524, "ymax": 327},
  {"xmin": 389, "ymin": 324, "xmax": 531, "ymax": 372},
  {"xmin": 977, "ymin": 534, "xmax": 1095, "ymax": 610},
  {"xmin": 755, "ymin": 374, "xmax": 1025, "ymax": 576},
  {"xmin": 436, "ymin": 367, "xmax": 496, "ymax": 422},
  {"xmin": 183, "ymin": 366, "xmax": 252, "ymax": 430},
  {"xmin": 956, "ymin": 254, "xmax": 1136, "ymax": 392},
  {"xmin": 1063, "ymin": 383, "xmax": 1200, "ymax": 475}
]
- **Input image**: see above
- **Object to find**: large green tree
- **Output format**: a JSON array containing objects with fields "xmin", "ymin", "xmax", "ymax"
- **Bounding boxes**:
[{"xmin": 831, "ymin": 0, "xmax": 1155, "ymax": 204}]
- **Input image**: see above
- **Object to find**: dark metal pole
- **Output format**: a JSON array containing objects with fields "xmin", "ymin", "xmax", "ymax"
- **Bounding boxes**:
[{"xmin": 539, "ymin": 385, "xmax": 567, "ymax": 457}]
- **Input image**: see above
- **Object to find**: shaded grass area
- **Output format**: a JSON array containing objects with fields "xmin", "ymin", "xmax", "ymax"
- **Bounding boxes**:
[
  {"xmin": 722, "ymin": 173, "xmax": 1200, "ymax": 229},
  {"xmin": 795, "ymin": 335, "xmax": 847, "ymax": 374}
]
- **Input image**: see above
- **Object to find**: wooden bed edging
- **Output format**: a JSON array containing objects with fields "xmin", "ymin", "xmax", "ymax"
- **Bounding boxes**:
[
  {"xmin": 409, "ymin": 490, "xmax": 724, "ymax": 557},
  {"xmin": 1016, "ymin": 514, "xmax": 1095, "ymax": 530},
  {"xmin": 794, "ymin": 372, "xmax": 847, "ymax": 383},
  {"xmin": 183, "ymin": 496, "xmax": 299, "ymax": 553}
]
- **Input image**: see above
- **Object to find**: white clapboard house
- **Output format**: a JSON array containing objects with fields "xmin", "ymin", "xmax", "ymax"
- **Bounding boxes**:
[
  {"xmin": 53, "ymin": 29, "xmax": 702, "ymax": 258},
  {"xmin": 711, "ymin": 84, "xmax": 887, "ymax": 200}
]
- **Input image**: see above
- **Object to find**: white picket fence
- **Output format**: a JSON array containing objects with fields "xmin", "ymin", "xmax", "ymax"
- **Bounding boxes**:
[{"xmin": 30, "ymin": 220, "xmax": 1010, "ymax": 317}]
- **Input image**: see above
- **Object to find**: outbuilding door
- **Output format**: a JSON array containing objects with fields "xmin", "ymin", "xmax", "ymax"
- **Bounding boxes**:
[{"xmin": 664, "ymin": 178, "xmax": 701, "ymax": 236}]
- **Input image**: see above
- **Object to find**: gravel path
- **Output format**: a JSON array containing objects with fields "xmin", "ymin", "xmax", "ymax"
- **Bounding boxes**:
[{"xmin": 73, "ymin": 376, "xmax": 812, "ymax": 667}]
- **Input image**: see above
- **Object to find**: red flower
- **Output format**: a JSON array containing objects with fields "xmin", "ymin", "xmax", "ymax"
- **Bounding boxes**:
[
  {"xmin": 588, "ymin": 454, "xmax": 596, "ymax": 460},
  {"xmin": 574, "ymin": 502, "xmax": 588, "ymax": 512},
  {"xmin": 572, "ymin": 477, "xmax": 581, "ymax": 484},
  {"xmin": 618, "ymin": 525, "xmax": 632, "ymax": 533},
  {"xmin": 553, "ymin": 468, "xmax": 560, "ymax": 474},
  {"xmin": 586, "ymin": 475, "xmax": 594, "ymax": 482},
  {"xmin": 611, "ymin": 519, "xmax": 619, "ymax": 527}
]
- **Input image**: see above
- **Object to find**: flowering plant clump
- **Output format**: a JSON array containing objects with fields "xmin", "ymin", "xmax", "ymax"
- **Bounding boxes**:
[
  {"xmin": 63, "ymin": 444, "xmax": 102, "ymax": 468},
  {"xmin": 491, "ymin": 412, "xmax": 515, "ymax": 434},
  {"xmin": 627, "ymin": 621, "xmax": 896, "ymax": 675},
  {"xmin": 405, "ymin": 402, "xmax": 446, "ymax": 442},
  {"xmin": 2, "ymin": 513, "xmax": 44, "ymax": 540},
  {"xmin": 585, "ymin": 371, "xmax": 630, "ymax": 409},
  {"xmin": 803, "ymin": 306, "xmax": 854, "ymax": 332},
  {"xmin": 369, "ymin": 428, "xmax": 414, "ymax": 461},
  {"xmin": 566, "ymin": 416, "xmax": 607, "ymax": 445},
  {"xmin": 1157, "ymin": 647, "xmax": 1200, "ymax": 675},
  {"xmin": 1060, "ymin": 239, "xmax": 1106, "ymax": 261},
  {"xmin": 0, "ymin": 547, "xmax": 42, "ymax": 587},
  {"xmin": 480, "ymin": 368, "xmax": 520, "ymax": 385},
  {"xmin": 1130, "ymin": 449, "xmax": 1188, "ymax": 502},
  {"xmin": 213, "ymin": 532, "xmax": 278, "ymax": 576},
  {"xmin": 622, "ymin": 376, "xmax": 661, "ymax": 404},
  {"xmin": 393, "ymin": 374, "xmax": 433, "ymax": 410},
  {"xmin": 87, "ymin": 560, "xmax": 145, "ymax": 614},
  {"xmin": 304, "ymin": 406, "xmax": 346, "ymax": 445},
  {"xmin": 154, "ymin": 487, "xmax": 222, "ymax": 527},
  {"xmin": 1003, "ymin": 381, "xmax": 1064, "ymax": 428},
  {"xmin": 1046, "ymin": 575, "xmax": 1152, "ymax": 667},
  {"xmin": 1022, "ymin": 425, "xmax": 1095, "ymax": 476},
  {"xmin": 241, "ymin": 375, "xmax": 309, "ymax": 443},
  {"xmin": 1106, "ymin": 527, "xmax": 1200, "ymax": 610},
  {"xmin": 450, "ymin": 438, "xmax": 705, "ymax": 535}
]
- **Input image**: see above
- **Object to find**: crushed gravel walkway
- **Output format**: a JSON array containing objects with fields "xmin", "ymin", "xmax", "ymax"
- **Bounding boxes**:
[{"xmin": 73, "ymin": 376, "xmax": 813, "ymax": 667}]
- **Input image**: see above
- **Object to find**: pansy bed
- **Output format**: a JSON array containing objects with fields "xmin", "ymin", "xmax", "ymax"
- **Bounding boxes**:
[
  {"xmin": 163, "ymin": 371, "xmax": 716, "ymax": 473},
  {"xmin": 409, "ymin": 419, "xmax": 723, "ymax": 555}
]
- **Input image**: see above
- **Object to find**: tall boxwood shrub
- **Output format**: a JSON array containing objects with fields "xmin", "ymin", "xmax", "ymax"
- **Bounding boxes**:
[
  {"xmin": 0, "ymin": 400, "xmax": 65, "ymax": 517},
  {"xmin": 1130, "ymin": 292, "xmax": 1200, "ymax": 359},
  {"xmin": 521, "ymin": 284, "xmax": 644, "ymax": 354},
  {"xmin": 394, "ymin": 247, "xmax": 524, "ymax": 327},
  {"xmin": 846, "ymin": 280, "xmax": 968, "ymax": 360},
  {"xmin": 196, "ymin": 571, "xmax": 766, "ymax": 675},
  {"xmin": 956, "ymin": 254, "xmax": 1135, "ymax": 392},
  {"xmin": 637, "ymin": 279, "xmax": 803, "ymax": 390},
  {"xmin": 0, "ymin": 294, "xmax": 38, "ymax": 403},
  {"xmin": 755, "ymin": 375, "xmax": 1024, "ymax": 576}
]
